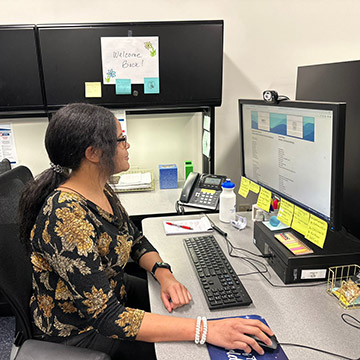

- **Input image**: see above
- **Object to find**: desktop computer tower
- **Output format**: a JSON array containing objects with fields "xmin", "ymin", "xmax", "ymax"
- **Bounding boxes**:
[{"xmin": 253, "ymin": 221, "xmax": 360, "ymax": 284}]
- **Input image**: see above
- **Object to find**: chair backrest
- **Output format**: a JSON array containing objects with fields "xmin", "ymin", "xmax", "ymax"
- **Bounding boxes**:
[
  {"xmin": 0, "ymin": 158, "xmax": 11, "ymax": 174},
  {"xmin": 0, "ymin": 166, "xmax": 34, "ymax": 345},
  {"xmin": 0, "ymin": 165, "xmax": 33, "ymax": 224}
]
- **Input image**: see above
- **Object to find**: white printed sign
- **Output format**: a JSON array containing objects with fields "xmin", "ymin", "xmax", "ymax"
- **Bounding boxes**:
[
  {"xmin": 101, "ymin": 37, "xmax": 159, "ymax": 85},
  {"xmin": 0, "ymin": 124, "xmax": 18, "ymax": 164}
]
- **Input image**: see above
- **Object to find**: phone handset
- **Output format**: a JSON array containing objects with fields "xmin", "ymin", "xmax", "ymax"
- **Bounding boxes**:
[{"xmin": 180, "ymin": 172, "xmax": 200, "ymax": 203}]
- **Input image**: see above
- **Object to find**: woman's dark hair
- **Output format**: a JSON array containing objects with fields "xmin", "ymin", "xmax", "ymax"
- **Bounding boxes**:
[{"xmin": 19, "ymin": 103, "xmax": 118, "ymax": 252}]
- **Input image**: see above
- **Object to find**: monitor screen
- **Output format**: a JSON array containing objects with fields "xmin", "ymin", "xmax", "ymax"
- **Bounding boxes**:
[
  {"xmin": 296, "ymin": 60, "xmax": 360, "ymax": 240},
  {"xmin": 239, "ymin": 99, "xmax": 346, "ymax": 230}
]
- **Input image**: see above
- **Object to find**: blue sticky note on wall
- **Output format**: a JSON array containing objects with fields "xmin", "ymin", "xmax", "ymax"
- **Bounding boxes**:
[
  {"xmin": 116, "ymin": 79, "xmax": 131, "ymax": 95},
  {"xmin": 144, "ymin": 77, "xmax": 160, "ymax": 94}
]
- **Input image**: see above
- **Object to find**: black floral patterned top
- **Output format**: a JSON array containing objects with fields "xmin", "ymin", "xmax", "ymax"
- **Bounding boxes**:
[{"xmin": 29, "ymin": 187, "xmax": 157, "ymax": 340}]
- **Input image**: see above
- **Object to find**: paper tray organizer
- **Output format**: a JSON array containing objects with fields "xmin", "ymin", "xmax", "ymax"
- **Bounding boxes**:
[
  {"xmin": 327, "ymin": 264, "xmax": 360, "ymax": 309},
  {"xmin": 109, "ymin": 169, "xmax": 155, "ymax": 192}
]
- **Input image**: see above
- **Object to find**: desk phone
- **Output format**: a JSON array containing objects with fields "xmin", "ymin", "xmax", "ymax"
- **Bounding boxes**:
[{"xmin": 178, "ymin": 172, "xmax": 227, "ymax": 210}]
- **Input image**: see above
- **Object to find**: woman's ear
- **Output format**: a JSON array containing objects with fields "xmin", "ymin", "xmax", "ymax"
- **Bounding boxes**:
[{"xmin": 85, "ymin": 146, "xmax": 102, "ymax": 163}]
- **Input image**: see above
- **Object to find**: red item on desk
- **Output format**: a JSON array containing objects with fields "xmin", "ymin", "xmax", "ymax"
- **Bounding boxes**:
[
  {"xmin": 273, "ymin": 199, "xmax": 279, "ymax": 210},
  {"xmin": 166, "ymin": 222, "xmax": 193, "ymax": 230}
]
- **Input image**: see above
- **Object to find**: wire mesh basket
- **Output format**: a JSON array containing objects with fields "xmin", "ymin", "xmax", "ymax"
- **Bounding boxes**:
[
  {"xmin": 327, "ymin": 264, "xmax": 360, "ymax": 309},
  {"xmin": 108, "ymin": 169, "xmax": 155, "ymax": 192}
]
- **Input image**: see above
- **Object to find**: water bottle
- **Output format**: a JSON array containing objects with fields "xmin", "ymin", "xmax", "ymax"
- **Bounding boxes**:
[{"xmin": 219, "ymin": 179, "xmax": 236, "ymax": 223}]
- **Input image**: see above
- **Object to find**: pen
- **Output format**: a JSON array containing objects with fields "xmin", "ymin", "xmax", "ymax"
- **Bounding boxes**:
[{"xmin": 166, "ymin": 222, "xmax": 193, "ymax": 230}]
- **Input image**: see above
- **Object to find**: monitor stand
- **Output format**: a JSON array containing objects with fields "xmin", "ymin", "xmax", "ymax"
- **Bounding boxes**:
[{"xmin": 253, "ymin": 221, "xmax": 360, "ymax": 284}]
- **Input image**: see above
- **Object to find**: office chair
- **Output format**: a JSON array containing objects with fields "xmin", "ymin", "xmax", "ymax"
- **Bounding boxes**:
[
  {"xmin": 0, "ymin": 157, "xmax": 11, "ymax": 174},
  {"xmin": 0, "ymin": 165, "xmax": 31, "ymax": 316},
  {"xmin": 0, "ymin": 166, "xmax": 110, "ymax": 360}
]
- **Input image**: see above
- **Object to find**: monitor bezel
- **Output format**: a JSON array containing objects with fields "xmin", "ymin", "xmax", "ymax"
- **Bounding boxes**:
[{"xmin": 239, "ymin": 99, "xmax": 346, "ymax": 231}]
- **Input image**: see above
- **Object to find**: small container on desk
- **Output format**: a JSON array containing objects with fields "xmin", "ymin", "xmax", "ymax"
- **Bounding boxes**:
[
  {"xmin": 327, "ymin": 264, "xmax": 360, "ymax": 309},
  {"xmin": 184, "ymin": 160, "xmax": 193, "ymax": 180},
  {"xmin": 159, "ymin": 164, "xmax": 178, "ymax": 189}
]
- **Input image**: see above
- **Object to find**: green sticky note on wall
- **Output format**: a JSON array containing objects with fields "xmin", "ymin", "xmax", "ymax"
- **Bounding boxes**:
[
  {"xmin": 144, "ymin": 77, "xmax": 160, "ymax": 94},
  {"xmin": 116, "ymin": 79, "xmax": 131, "ymax": 95}
]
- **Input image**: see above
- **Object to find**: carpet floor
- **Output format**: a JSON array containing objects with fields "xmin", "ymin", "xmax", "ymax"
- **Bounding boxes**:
[{"xmin": 0, "ymin": 317, "xmax": 15, "ymax": 360}]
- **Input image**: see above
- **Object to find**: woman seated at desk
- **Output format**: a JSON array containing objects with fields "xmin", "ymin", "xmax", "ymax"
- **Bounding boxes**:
[{"xmin": 19, "ymin": 103, "xmax": 274, "ymax": 359}]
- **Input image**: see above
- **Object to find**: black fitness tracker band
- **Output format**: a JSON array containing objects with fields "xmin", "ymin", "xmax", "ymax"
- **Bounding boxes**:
[{"xmin": 151, "ymin": 262, "xmax": 172, "ymax": 277}]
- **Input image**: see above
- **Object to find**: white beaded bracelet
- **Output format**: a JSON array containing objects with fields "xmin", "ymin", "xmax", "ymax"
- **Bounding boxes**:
[
  {"xmin": 200, "ymin": 316, "xmax": 208, "ymax": 345},
  {"xmin": 195, "ymin": 316, "xmax": 201, "ymax": 344}
]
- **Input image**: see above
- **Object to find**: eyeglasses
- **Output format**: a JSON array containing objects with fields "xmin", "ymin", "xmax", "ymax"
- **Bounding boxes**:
[{"xmin": 116, "ymin": 135, "xmax": 128, "ymax": 147}]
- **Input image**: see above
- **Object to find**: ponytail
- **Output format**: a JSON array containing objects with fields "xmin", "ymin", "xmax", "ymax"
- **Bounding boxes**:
[{"xmin": 19, "ymin": 167, "xmax": 69, "ymax": 254}]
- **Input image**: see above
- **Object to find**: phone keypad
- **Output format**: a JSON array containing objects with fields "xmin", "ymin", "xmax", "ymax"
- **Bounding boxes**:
[{"xmin": 193, "ymin": 190, "xmax": 218, "ymax": 207}]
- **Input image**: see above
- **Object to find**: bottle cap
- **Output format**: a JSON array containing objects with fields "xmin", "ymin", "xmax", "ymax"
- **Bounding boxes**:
[{"xmin": 221, "ymin": 180, "xmax": 235, "ymax": 189}]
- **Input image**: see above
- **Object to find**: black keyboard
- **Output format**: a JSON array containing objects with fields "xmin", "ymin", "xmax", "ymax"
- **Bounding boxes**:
[{"xmin": 184, "ymin": 235, "xmax": 252, "ymax": 310}]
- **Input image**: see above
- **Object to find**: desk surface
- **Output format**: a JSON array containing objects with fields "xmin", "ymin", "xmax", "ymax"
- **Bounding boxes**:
[
  {"xmin": 117, "ymin": 181, "xmax": 200, "ymax": 217},
  {"xmin": 142, "ymin": 213, "xmax": 359, "ymax": 360}
]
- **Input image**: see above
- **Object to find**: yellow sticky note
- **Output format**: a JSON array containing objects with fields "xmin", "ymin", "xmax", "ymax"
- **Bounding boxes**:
[
  {"xmin": 291, "ymin": 206, "xmax": 310, "ymax": 236},
  {"xmin": 256, "ymin": 187, "xmax": 272, "ymax": 212},
  {"xmin": 305, "ymin": 214, "xmax": 328, "ymax": 249},
  {"xmin": 85, "ymin": 82, "xmax": 102, "ymax": 98},
  {"xmin": 238, "ymin": 176, "xmax": 250, "ymax": 198},
  {"xmin": 277, "ymin": 198, "xmax": 294, "ymax": 227},
  {"xmin": 249, "ymin": 181, "xmax": 260, "ymax": 194}
]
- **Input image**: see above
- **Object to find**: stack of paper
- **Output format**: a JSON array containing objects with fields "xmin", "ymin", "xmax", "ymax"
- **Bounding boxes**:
[
  {"xmin": 163, "ymin": 216, "xmax": 214, "ymax": 235},
  {"xmin": 110, "ymin": 172, "xmax": 152, "ymax": 191}
]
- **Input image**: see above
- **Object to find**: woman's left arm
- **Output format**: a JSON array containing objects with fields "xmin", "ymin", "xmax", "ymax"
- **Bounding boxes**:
[
  {"xmin": 138, "ymin": 251, "xmax": 192, "ymax": 312},
  {"xmin": 112, "ymin": 194, "xmax": 192, "ymax": 312}
]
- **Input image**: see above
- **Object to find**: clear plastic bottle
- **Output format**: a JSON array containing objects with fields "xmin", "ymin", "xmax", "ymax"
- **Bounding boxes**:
[{"xmin": 219, "ymin": 179, "xmax": 236, "ymax": 223}]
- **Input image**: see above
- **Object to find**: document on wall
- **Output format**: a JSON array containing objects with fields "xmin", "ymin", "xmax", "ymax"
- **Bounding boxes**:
[
  {"xmin": 202, "ymin": 130, "xmax": 211, "ymax": 157},
  {"xmin": 112, "ymin": 110, "xmax": 127, "ymax": 137},
  {"xmin": 0, "ymin": 124, "xmax": 18, "ymax": 164},
  {"xmin": 101, "ymin": 36, "xmax": 159, "ymax": 85}
]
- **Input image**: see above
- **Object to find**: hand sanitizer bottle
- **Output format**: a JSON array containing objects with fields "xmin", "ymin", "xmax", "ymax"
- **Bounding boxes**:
[{"xmin": 219, "ymin": 179, "xmax": 236, "ymax": 223}]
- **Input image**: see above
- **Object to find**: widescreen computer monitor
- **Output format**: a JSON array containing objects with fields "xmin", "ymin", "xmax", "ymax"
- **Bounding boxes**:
[{"xmin": 239, "ymin": 99, "xmax": 346, "ymax": 231}]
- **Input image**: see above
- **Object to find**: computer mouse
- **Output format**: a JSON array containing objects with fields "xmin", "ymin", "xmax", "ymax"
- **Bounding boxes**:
[{"xmin": 247, "ymin": 334, "xmax": 279, "ymax": 351}]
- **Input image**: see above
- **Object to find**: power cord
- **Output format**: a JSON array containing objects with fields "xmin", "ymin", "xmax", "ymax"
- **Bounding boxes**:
[
  {"xmin": 277, "ymin": 342, "xmax": 360, "ymax": 360},
  {"xmin": 341, "ymin": 313, "xmax": 360, "ymax": 330},
  {"xmin": 204, "ymin": 217, "xmax": 359, "ymax": 359},
  {"xmin": 279, "ymin": 314, "xmax": 360, "ymax": 359},
  {"xmin": 204, "ymin": 214, "xmax": 317, "ymax": 286},
  {"xmin": 221, "ymin": 230, "xmax": 326, "ymax": 288}
]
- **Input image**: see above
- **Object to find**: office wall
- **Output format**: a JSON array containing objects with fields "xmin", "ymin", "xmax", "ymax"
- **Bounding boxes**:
[
  {"xmin": 126, "ymin": 112, "xmax": 203, "ymax": 181},
  {"xmin": 1, "ymin": 0, "xmax": 360, "ymax": 203},
  {"xmin": 0, "ymin": 113, "xmax": 202, "ymax": 179},
  {"xmin": 0, "ymin": 118, "xmax": 48, "ymax": 177}
]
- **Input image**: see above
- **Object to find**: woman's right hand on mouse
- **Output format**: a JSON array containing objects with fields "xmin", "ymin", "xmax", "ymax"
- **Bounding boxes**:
[{"xmin": 206, "ymin": 317, "xmax": 274, "ymax": 355}]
